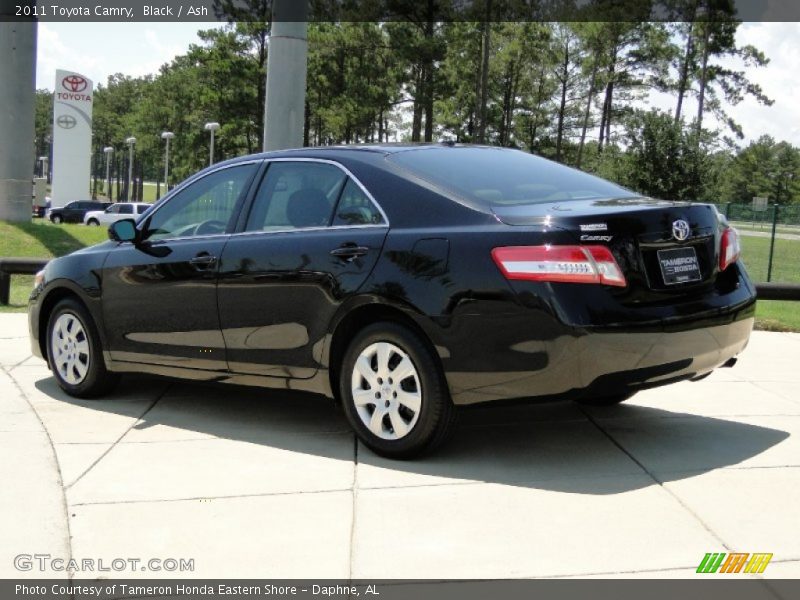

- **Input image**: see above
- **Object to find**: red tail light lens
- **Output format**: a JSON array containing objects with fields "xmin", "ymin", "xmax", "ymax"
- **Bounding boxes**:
[
  {"xmin": 719, "ymin": 227, "xmax": 741, "ymax": 271},
  {"xmin": 492, "ymin": 245, "xmax": 627, "ymax": 287}
]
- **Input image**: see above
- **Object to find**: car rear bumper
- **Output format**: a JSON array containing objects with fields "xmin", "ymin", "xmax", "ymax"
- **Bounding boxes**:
[{"xmin": 436, "ymin": 294, "xmax": 756, "ymax": 406}]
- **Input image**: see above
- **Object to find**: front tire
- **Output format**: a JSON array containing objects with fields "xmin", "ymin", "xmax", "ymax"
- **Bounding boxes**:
[
  {"xmin": 340, "ymin": 322, "xmax": 456, "ymax": 459},
  {"xmin": 51, "ymin": 215, "xmax": 63, "ymax": 224},
  {"xmin": 47, "ymin": 298, "xmax": 119, "ymax": 398},
  {"xmin": 87, "ymin": 219, "xmax": 99, "ymax": 226}
]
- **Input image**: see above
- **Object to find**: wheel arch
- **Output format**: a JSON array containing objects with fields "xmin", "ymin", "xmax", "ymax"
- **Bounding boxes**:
[
  {"xmin": 326, "ymin": 300, "xmax": 442, "ymax": 404},
  {"xmin": 37, "ymin": 285, "xmax": 93, "ymax": 361}
]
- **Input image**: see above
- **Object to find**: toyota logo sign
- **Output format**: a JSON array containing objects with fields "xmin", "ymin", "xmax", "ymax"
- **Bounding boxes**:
[
  {"xmin": 62, "ymin": 75, "xmax": 88, "ymax": 93},
  {"xmin": 56, "ymin": 115, "xmax": 77, "ymax": 129},
  {"xmin": 672, "ymin": 219, "xmax": 691, "ymax": 241}
]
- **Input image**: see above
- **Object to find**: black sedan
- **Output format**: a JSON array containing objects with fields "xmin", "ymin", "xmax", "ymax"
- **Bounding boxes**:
[
  {"xmin": 28, "ymin": 145, "xmax": 755, "ymax": 458},
  {"xmin": 48, "ymin": 200, "xmax": 110, "ymax": 224}
]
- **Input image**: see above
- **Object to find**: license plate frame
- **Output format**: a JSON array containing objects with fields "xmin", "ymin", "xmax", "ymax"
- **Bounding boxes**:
[{"xmin": 657, "ymin": 246, "xmax": 702, "ymax": 285}]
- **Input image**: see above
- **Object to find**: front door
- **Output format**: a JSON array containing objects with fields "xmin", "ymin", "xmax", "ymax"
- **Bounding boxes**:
[{"xmin": 101, "ymin": 162, "xmax": 260, "ymax": 370}]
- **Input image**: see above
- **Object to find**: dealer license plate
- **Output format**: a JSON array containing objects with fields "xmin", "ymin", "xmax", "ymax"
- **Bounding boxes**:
[{"xmin": 657, "ymin": 247, "xmax": 702, "ymax": 285}]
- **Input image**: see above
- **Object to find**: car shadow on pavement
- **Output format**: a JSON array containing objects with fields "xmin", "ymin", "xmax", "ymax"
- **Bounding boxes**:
[{"xmin": 33, "ymin": 373, "xmax": 791, "ymax": 495}]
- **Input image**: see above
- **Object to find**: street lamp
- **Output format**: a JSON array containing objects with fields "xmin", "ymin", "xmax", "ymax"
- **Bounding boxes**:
[
  {"xmin": 204, "ymin": 122, "xmax": 220, "ymax": 166},
  {"xmin": 103, "ymin": 147, "xmax": 113, "ymax": 201},
  {"xmin": 161, "ymin": 131, "xmax": 174, "ymax": 192},
  {"xmin": 125, "ymin": 137, "xmax": 136, "ymax": 201}
]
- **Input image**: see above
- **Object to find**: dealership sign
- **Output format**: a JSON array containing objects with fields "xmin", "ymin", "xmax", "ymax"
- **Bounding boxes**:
[{"xmin": 51, "ymin": 70, "xmax": 93, "ymax": 208}]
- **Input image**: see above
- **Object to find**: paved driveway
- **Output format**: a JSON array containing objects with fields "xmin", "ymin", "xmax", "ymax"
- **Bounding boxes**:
[{"xmin": 1, "ymin": 313, "xmax": 798, "ymax": 579}]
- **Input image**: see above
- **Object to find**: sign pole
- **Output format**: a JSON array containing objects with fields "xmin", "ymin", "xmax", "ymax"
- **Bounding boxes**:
[
  {"xmin": 263, "ymin": 0, "xmax": 308, "ymax": 151},
  {"xmin": 0, "ymin": 18, "xmax": 37, "ymax": 221}
]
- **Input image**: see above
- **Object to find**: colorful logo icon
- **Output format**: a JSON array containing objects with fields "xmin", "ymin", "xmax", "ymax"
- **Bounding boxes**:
[
  {"xmin": 697, "ymin": 552, "xmax": 772, "ymax": 574},
  {"xmin": 62, "ymin": 75, "xmax": 88, "ymax": 93}
]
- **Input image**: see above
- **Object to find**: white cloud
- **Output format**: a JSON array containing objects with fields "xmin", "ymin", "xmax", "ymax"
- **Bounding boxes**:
[
  {"xmin": 642, "ymin": 22, "xmax": 800, "ymax": 148},
  {"xmin": 37, "ymin": 23, "xmax": 103, "ymax": 88}
]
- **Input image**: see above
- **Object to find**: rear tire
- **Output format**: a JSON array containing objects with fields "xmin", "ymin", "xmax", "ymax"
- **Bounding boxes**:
[
  {"xmin": 47, "ymin": 298, "xmax": 119, "ymax": 398},
  {"xmin": 574, "ymin": 392, "xmax": 636, "ymax": 407},
  {"xmin": 340, "ymin": 322, "xmax": 456, "ymax": 459},
  {"xmin": 87, "ymin": 219, "xmax": 99, "ymax": 226}
]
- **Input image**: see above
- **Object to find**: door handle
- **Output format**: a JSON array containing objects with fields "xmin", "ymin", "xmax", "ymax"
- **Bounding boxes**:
[
  {"xmin": 330, "ymin": 244, "xmax": 369, "ymax": 262},
  {"xmin": 190, "ymin": 253, "xmax": 217, "ymax": 269}
]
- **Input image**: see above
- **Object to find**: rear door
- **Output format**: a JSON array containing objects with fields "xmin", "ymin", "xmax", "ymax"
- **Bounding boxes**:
[{"xmin": 217, "ymin": 159, "xmax": 389, "ymax": 379}]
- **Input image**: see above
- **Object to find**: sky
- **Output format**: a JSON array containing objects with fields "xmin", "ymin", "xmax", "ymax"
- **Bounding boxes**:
[{"xmin": 35, "ymin": 21, "xmax": 800, "ymax": 148}]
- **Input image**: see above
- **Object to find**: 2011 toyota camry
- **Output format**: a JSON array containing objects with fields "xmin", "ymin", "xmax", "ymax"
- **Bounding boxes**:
[{"xmin": 28, "ymin": 144, "xmax": 756, "ymax": 458}]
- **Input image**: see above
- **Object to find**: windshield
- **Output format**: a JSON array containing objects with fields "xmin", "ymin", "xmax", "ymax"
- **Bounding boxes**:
[{"xmin": 387, "ymin": 147, "xmax": 635, "ymax": 207}]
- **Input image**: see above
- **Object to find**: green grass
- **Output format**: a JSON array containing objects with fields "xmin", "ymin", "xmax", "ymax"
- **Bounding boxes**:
[
  {"xmin": 756, "ymin": 301, "xmax": 800, "ymax": 332},
  {"xmin": 0, "ymin": 220, "xmax": 108, "ymax": 313},
  {"xmin": 738, "ymin": 235, "xmax": 800, "ymax": 284},
  {"xmin": 93, "ymin": 181, "xmax": 162, "ymax": 203}
]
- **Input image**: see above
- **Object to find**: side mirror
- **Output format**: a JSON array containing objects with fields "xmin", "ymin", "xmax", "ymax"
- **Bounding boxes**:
[{"xmin": 108, "ymin": 219, "xmax": 137, "ymax": 243}]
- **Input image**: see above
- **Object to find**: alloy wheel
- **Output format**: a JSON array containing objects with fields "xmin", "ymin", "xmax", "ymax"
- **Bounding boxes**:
[
  {"xmin": 350, "ymin": 341, "xmax": 422, "ymax": 440},
  {"xmin": 50, "ymin": 313, "xmax": 90, "ymax": 385}
]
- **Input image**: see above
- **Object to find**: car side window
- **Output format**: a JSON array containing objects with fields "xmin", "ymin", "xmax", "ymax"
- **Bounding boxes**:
[
  {"xmin": 119, "ymin": 204, "xmax": 133, "ymax": 214},
  {"xmin": 332, "ymin": 178, "xmax": 385, "ymax": 226},
  {"xmin": 144, "ymin": 164, "xmax": 258, "ymax": 242},
  {"xmin": 245, "ymin": 162, "xmax": 346, "ymax": 232},
  {"xmin": 107, "ymin": 205, "xmax": 120, "ymax": 214}
]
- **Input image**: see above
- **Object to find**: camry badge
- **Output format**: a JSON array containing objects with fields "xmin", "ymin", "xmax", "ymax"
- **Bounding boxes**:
[{"xmin": 672, "ymin": 219, "xmax": 691, "ymax": 241}]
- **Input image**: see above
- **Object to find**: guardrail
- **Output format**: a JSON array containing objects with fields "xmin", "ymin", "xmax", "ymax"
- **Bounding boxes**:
[
  {"xmin": 0, "ymin": 258, "xmax": 49, "ymax": 305},
  {"xmin": 2, "ymin": 257, "xmax": 799, "ymax": 305},
  {"xmin": 755, "ymin": 283, "xmax": 800, "ymax": 302}
]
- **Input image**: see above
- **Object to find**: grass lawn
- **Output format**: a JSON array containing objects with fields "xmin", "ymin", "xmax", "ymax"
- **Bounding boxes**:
[
  {"xmin": 2, "ymin": 219, "xmax": 799, "ymax": 331},
  {"xmin": 756, "ymin": 301, "xmax": 800, "ymax": 332},
  {"xmin": 738, "ymin": 235, "xmax": 800, "ymax": 284},
  {"xmin": 0, "ymin": 220, "xmax": 108, "ymax": 314}
]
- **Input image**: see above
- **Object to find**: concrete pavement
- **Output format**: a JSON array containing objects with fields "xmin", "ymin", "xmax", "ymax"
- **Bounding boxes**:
[{"xmin": 1, "ymin": 312, "xmax": 799, "ymax": 579}]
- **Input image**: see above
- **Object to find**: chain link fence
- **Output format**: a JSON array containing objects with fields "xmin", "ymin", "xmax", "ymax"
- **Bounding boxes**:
[{"xmin": 713, "ymin": 203, "xmax": 800, "ymax": 284}]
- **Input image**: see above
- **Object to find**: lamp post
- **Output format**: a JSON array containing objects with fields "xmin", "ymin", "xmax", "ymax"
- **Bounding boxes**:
[
  {"xmin": 204, "ymin": 122, "xmax": 220, "ymax": 166},
  {"xmin": 125, "ymin": 137, "xmax": 136, "ymax": 201},
  {"xmin": 103, "ymin": 147, "xmax": 113, "ymax": 201},
  {"xmin": 161, "ymin": 131, "xmax": 174, "ymax": 192}
]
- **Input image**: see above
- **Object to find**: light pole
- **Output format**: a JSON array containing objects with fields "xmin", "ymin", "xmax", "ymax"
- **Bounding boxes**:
[
  {"xmin": 161, "ymin": 131, "xmax": 174, "ymax": 192},
  {"xmin": 125, "ymin": 137, "xmax": 136, "ymax": 201},
  {"xmin": 204, "ymin": 122, "xmax": 220, "ymax": 166},
  {"xmin": 103, "ymin": 147, "xmax": 113, "ymax": 201}
]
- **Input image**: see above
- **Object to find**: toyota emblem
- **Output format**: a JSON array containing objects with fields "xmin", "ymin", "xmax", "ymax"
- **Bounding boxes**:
[
  {"xmin": 62, "ymin": 75, "xmax": 88, "ymax": 93},
  {"xmin": 672, "ymin": 219, "xmax": 691, "ymax": 241},
  {"xmin": 56, "ymin": 114, "xmax": 77, "ymax": 129}
]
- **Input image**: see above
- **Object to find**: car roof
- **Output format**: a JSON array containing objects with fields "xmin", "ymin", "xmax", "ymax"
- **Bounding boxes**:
[{"xmin": 213, "ymin": 143, "xmax": 501, "ymax": 168}]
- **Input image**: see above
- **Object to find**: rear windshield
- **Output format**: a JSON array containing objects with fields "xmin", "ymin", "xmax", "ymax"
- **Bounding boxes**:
[{"xmin": 387, "ymin": 147, "xmax": 635, "ymax": 207}]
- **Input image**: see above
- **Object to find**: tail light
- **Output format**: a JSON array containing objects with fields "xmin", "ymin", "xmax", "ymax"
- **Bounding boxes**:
[
  {"xmin": 492, "ymin": 245, "xmax": 627, "ymax": 287},
  {"xmin": 719, "ymin": 227, "xmax": 741, "ymax": 271}
]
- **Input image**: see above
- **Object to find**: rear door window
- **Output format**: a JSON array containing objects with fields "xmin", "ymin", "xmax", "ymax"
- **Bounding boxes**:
[
  {"xmin": 332, "ymin": 179, "xmax": 385, "ymax": 226},
  {"xmin": 245, "ymin": 162, "xmax": 346, "ymax": 231}
]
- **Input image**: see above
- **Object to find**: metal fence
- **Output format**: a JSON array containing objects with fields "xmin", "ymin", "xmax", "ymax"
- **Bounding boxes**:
[{"xmin": 712, "ymin": 203, "xmax": 800, "ymax": 284}]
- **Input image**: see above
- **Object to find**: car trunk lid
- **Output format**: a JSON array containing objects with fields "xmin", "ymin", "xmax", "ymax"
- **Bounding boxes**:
[{"xmin": 492, "ymin": 197, "xmax": 722, "ymax": 295}]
